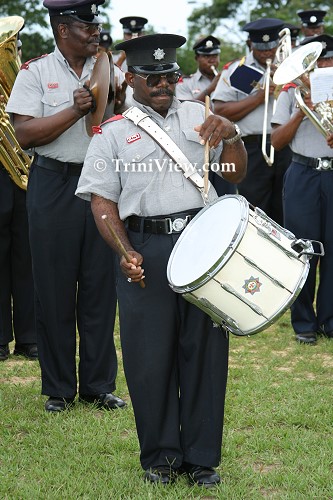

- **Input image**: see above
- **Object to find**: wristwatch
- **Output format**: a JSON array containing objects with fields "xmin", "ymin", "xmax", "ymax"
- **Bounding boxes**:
[{"xmin": 223, "ymin": 123, "xmax": 242, "ymax": 145}]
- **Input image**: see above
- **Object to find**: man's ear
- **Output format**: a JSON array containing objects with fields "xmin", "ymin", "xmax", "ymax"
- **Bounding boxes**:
[
  {"xmin": 125, "ymin": 72, "xmax": 135, "ymax": 89},
  {"xmin": 58, "ymin": 23, "xmax": 70, "ymax": 39}
]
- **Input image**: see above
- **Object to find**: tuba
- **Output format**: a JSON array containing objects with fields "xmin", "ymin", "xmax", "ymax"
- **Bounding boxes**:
[
  {"xmin": 273, "ymin": 41, "xmax": 333, "ymax": 137},
  {"xmin": 0, "ymin": 15, "xmax": 31, "ymax": 190}
]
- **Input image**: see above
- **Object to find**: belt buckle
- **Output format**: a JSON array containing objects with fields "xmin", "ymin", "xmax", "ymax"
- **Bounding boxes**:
[
  {"xmin": 317, "ymin": 158, "xmax": 333, "ymax": 171},
  {"xmin": 166, "ymin": 216, "xmax": 189, "ymax": 234}
]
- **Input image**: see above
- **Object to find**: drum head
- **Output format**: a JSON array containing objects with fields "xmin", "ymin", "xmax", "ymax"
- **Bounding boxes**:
[{"xmin": 167, "ymin": 195, "xmax": 249, "ymax": 291}]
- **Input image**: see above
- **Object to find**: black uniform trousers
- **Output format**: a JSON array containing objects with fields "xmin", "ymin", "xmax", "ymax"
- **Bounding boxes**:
[
  {"xmin": 117, "ymin": 228, "xmax": 229, "ymax": 470},
  {"xmin": 238, "ymin": 138, "xmax": 292, "ymax": 226},
  {"xmin": 283, "ymin": 161, "xmax": 333, "ymax": 334},
  {"xmin": 0, "ymin": 167, "xmax": 35, "ymax": 345},
  {"xmin": 26, "ymin": 162, "xmax": 118, "ymax": 398},
  {"xmin": 209, "ymin": 171, "xmax": 236, "ymax": 197}
]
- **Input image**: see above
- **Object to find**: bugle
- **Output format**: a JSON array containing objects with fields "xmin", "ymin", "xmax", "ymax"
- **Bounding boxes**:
[
  {"xmin": 273, "ymin": 41, "xmax": 333, "ymax": 137},
  {"xmin": 210, "ymin": 65, "xmax": 218, "ymax": 76}
]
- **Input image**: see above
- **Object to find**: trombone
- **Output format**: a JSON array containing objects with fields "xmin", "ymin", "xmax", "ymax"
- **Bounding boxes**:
[
  {"xmin": 261, "ymin": 28, "xmax": 292, "ymax": 166},
  {"xmin": 273, "ymin": 41, "xmax": 332, "ymax": 137}
]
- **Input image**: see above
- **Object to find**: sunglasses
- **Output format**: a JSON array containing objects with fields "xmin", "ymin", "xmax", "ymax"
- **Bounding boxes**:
[
  {"xmin": 69, "ymin": 22, "xmax": 102, "ymax": 34},
  {"xmin": 135, "ymin": 72, "xmax": 181, "ymax": 87}
]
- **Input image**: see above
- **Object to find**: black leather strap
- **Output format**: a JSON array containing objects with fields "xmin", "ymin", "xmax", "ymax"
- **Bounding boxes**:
[
  {"xmin": 34, "ymin": 154, "xmax": 83, "ymax": 176},
  {"xmin": 127, "ymin": 209, "xmax": 201, "ymax": 234},
  {"xmin": 242, "ymin": 134, "xmax": 263, "ymax": 144},
  {"xmin": 292, "ymin": 152, "xmax": 333, "ymax": 170}
]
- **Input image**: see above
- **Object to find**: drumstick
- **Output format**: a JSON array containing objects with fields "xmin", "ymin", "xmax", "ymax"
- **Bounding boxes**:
[
  {"xmin": 102, "ymin": 215, "xmax": 145, "ymax": 288},
  {"xmin": 204, "ymin": 95, "xmax": 210, "ymax": 199}
]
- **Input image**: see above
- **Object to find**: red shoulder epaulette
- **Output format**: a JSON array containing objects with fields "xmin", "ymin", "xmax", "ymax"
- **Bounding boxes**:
[
  {"xmin": 21, "ymin": 54, "xmax": 49, "ymax": 70},
  {"xmin": 92, "ymin": 114, "xmax": 124, "ymax": 134},
  {"xmin": 223, "ymin": 57, "xmax": 241, "ymax": 70},
  {"xmin": 223, "ymin": 60, "xmax": 234, "ymax": 70},
  {"xmin": 281, "ymin": 82, "xmax": 297, "ymax": 92}
]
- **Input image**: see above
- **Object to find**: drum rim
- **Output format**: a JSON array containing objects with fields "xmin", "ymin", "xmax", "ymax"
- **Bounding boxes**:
[{"xmin": 167, "ymin": 194, "xmax": 249, "ymax": 293}]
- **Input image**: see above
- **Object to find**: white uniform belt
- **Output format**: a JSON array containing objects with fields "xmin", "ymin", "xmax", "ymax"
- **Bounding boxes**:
[{"xmin": 122, "ymin": 106, "xmax": 207, "ymax": 192}]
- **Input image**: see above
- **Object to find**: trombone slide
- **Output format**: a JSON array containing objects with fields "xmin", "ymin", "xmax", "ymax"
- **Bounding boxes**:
[{"xmin": 261, "ymin": 59, "xmax": 275, "ymax": 166}]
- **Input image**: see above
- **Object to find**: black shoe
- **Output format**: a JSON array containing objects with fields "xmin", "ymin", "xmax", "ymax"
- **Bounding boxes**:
[
  {"xmin": 295, "ymin": 332, "xmax": 317, "ymax": 344},
  {"xmin": 45, "ymin": 397, "xmax": 75, "ymax": 413},
  {"xmin": 144, "ymin": 465, "xmax": 177, "ymax": 485},
  {"xmin": 0, "ymin": 344, "xmax": 9, "ymax": 361},
  {"xmin": 322, "ymin": 330, "xmax": 333, "ymax": 339},
  {"xmin": 181, "ymin": 462, "xmax": 221, "ymax": 487},
  {"xmin": 14, "ymin": 343, "xmax": 38, "ymax": 359},
  {"xmin": 79, "ymin": 393, "xmax": 126, "ymax": 410}
]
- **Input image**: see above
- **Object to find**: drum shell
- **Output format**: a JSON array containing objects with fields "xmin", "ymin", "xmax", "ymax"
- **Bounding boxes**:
[{"xmin": 167, "ymin": 195, "xmax": 310, "ymax": 336}]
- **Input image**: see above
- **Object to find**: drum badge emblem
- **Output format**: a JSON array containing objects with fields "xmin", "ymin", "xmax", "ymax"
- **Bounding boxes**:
[{"xmin": 243, "ymin": 276, "xmax": 262, "ymax": 295}]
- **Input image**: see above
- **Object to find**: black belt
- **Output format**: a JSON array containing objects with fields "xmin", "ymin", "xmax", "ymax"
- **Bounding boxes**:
[
  {"xmin": 34, "ymin": 154, "xmax": 83, "ymax": 176},
  {"xmin": 242, "ymin": 134, "xmax": 264, "ymax": 144},
  {"xmin": 127, "ymin": 209, "xmax": 201, "ymax": 234},
  {"xmin": 292, "ymin": 153, "xmax": 333, "ymax": 171}
]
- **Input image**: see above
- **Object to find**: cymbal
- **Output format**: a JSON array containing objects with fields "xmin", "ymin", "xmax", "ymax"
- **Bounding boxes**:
[{"xmin": 85, "ymin": 51, "xmax": 110, "ymax": 137}]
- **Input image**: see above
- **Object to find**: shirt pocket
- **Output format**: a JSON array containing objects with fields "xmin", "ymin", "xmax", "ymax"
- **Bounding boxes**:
[
  {"xmin": 41, "ymin": 91, "xmax": 71, "ymax": 116},
  {"xmin": 181, "ymin": 127, "xmax": 205, "ymax": 178},
  {"xmin": 120, "ymin": 137, "xmax": 158, "ymax": 191}
]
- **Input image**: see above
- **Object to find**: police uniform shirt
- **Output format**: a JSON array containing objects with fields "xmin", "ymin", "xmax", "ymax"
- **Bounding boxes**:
[
  {"xmin": 175, "ymin": 69, "xmax": 211, "ymax": 100},
  {"xmin": 6, "ymin": 46, "xmax": 95, "ymax": 163},
  {"xmin": 76, "ymin": 98, "xmax": 222, "ymax": 220},
  {"xmin": 211, "ymin": 52, "xmax": 273, "ymax": 136},
  {"xmin": 271, "ymin": 88, "xmax": 333, "ymax": 157},
  {"xmin": 113, "ymin": 63, "xmax": 125, "ymax": 86},
  {"xmin": 113, "ymin": 52, "xmax": 128, "ymax": 73}
]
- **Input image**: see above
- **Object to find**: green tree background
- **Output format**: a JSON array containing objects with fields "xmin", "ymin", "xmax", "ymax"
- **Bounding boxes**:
[{"xmin": 0, "ymin": 1, "xmax": 331, "ymax": 73}]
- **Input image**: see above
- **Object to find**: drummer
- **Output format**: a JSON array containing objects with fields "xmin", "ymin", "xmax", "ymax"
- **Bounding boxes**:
[
  {"xmin": 76, "ymin": 33, "xmax": 246, "ymax": 486},
  {"xmin": 6, "ymin": 0, "xmax": 124, "ymax": 412}
]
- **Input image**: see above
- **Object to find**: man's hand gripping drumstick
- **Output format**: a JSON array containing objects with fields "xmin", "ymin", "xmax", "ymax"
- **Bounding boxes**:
[{"xmin": 102, "ymin": 214, "xmax": 145, "ymax": 288}]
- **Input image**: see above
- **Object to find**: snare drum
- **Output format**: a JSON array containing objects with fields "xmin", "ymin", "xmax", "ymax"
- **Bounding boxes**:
[{"xmin": 167, "ymin": 195, "xmax": 313, "ymax": 336}]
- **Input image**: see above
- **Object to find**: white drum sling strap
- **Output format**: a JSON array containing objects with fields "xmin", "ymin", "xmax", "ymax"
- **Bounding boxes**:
[{"xmin": 123, "ymin": 106, "xmax": 210, "ymax": 198}]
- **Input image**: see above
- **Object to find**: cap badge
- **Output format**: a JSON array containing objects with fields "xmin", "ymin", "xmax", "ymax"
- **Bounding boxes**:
[
  {"xmin": 310, "ymin": 15, "xmax": 317, "ymax": 23},
  {"xmin": 322, "ymin": 41, "xmax": 327, "ymax": 49},
  {"xmin": 130, "ymin": 20, "xmax": 137, "ymax": 27},
  {"xmin": 206, "ymin": 40, "xmax": 213, "ymax": 48},
  {"xmin": 262, "ymin": 34, "xmax": 270, "ymax": 42},
  {"xmin": 91, "ymin": 4, "xmax": 97, "ymax": 14},
  {"xmin": 153, "ymin": 48, "xmax": 165, "ymax": 60}
]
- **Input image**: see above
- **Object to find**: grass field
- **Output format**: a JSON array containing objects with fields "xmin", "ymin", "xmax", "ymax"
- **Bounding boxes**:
[{"xmin": 0, "ymin": 310, "xmax": 332, "ymax": 499}]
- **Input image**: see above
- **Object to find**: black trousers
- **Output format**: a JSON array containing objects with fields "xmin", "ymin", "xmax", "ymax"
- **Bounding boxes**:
[
  {"xmin": 26, "ymin": 162, "xmax": 118, "ymax": 397},
  {"xmin": 238, "ymin": 140, "xmax": 292, "ymax": 226},
  {"xmin": 0, "ymin": 167, "xmax": 35, "ymax": 345},
  {"xmin": 283, "ymin": 161, "xmax": 333, "ymax": 334},
  {"xmin": 117, "ymin": 228, "xmax": 229, "ymax": 470},
  {"xmin": 209, "ymin": 171, "xmax": 236, "ymax": 197}
]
